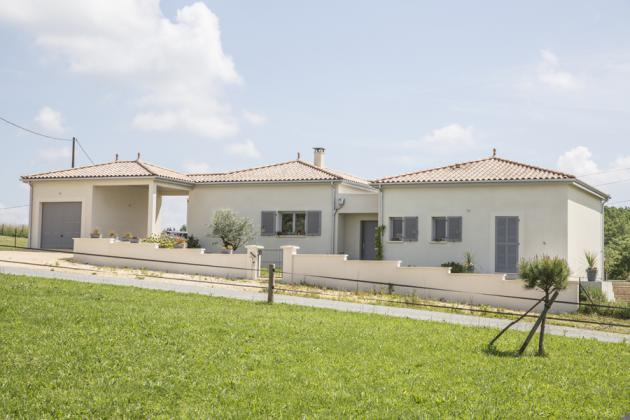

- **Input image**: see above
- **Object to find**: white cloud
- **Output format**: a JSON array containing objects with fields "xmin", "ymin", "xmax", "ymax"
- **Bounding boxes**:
[
  {"xmin": 243, "ymin": 110, "xmax": 267, "ymax": 125},
  {"xmin": 34, "ymin": 106, "xmax": 65, "ymax": 134},
  {"xmin": 225, "ymin": 140, "xmax": 261, "ymax": 159},
  {"xmin": 557, "ymin": 146, "xmax": 630, "ymax": 193},
  {"xmin": 537, "ymin": 49, "xmax": 578, "ymax": 91},
  {"xmin": 36, "ymin": 146, "xmax": 72, "ymax": 162},
  {"xmin": 0, "ymin": 1, "xmax": 241, "ymax": 138},
  {"xmin": 557, "ymin": 146, "xmax": 598, "ymax": 176},
  {"xmin": 421, "ymin": 124, "xmax": 475, "ymax": 149},
  {"xmin": 183, "ymin": 161, "xmax": 211, "ymax": 173}
]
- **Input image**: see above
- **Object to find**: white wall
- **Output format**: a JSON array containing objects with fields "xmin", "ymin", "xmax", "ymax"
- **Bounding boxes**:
[
  {"xmin": 92, "ymin": 185, "xmax": 149, "ymax": 238},
  {"xmin": 187, "ymin": 183, "xmax": 336, "ymax": 253},
  {"xmin": 73, "ymin": 238, "xmax": 262, "ymax": 280},
  {"xmin": 380, "ymin": 183, "xmax": 570, "ymax": 273},
  {"xmin": 339, "ymin": 213, "xmax": 378, "ymax": 260},
  {"xmin": 281, "ymin": 247, "xmax": 579, "ymax": 313},
  {"xmin": 567, "ymin": 186, "xmax": 605, "ymax": 280}
]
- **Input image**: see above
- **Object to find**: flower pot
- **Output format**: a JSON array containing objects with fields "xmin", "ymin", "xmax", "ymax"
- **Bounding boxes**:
[
  {"xmin": 90, "ymin": 234, "xmax": 101, "ymax": 238},
  {"xmin": 222, "ymin": 249, "xmax": 233, "ymax": 254},
  {"xmin": 174, "ymin": 243, "xmax": 187, "ymax": 249},
  {"xmin": 586, "ymin": 268, "xmax": 597, "ymax": 282},
  {"xmin": 130, "ymin": 238, "xmax": 140, "ymax": 244}
]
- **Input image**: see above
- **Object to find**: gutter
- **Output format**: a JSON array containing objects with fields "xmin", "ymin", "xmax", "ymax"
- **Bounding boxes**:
[{"xmin": 27, "ymin": 182, "xmax": 33, "ymax": 248}]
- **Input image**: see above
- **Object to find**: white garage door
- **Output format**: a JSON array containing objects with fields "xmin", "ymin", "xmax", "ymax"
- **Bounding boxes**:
[{"xmin": 41, "ymin": 202, "xmax": 82, "ymax": 249}]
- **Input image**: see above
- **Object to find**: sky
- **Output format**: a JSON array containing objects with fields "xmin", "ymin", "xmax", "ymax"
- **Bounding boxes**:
[{"xmin": 1, "ymin": 0, "xmax": 629, "ymax": 228}]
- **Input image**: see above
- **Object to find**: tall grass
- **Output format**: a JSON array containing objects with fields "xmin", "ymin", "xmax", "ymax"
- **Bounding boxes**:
[{"xmin": 0, "ymin": 224, "xmax": 29, "ymax": 238}]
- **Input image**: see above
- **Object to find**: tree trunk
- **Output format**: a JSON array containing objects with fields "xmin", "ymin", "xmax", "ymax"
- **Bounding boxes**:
[
  {"xmin": 538, "ymin": 312, "xmax": 547, "ymax": 356},
  {"xmin": 518, "ymin": 291, "xmax": 559, "ymax": 356},
  {"xmin": 489, "ymin": 296, "xmax": 545, "ymax": 348}
]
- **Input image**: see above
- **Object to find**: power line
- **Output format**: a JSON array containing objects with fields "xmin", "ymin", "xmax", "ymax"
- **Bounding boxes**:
[
  {"xmin": 578, "ymin": 166, "xmax": 630, "ymax": 178},
  {"xmin": 0, "ymin": 205, "xmax": 29, "ymax": 210},
  {"xmin": 595, "ymin": 177, "xmax": 630, "ymax": 187},
  {"xmin": 0, "ymin": 116, "xmax": 72, "ymax": 142},
  {"xmin": 76, "ymin": 138, "xmax": 95, "ymax": 165}
]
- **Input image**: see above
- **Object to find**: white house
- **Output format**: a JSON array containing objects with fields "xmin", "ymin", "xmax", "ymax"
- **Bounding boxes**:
[{"xmin": 21, "ymin": 148, "xmax": 608, "ymax": 279}]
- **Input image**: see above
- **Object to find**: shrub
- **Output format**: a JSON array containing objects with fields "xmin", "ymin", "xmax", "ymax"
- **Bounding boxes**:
[
  {"xmin": 579, "ymin": 287, "xmax": 630, "ymax": 319},
  {"xmin": 441, "ymin": 261, "xmax": 465, "ymax": 273},
  {"xmin": 374, "ymin": 225, "xmax": 385, "ymax": 260},
  {"xmin": 187, "ymin": 235, "xmax": 201, "ymax": 249},
  {"xmin": 143, "ymin": 234, "xmax": 177, "ymax": 249},
  {"xmin": 209, "ymin": 209, "xmax": 255, "ymax": 251}
]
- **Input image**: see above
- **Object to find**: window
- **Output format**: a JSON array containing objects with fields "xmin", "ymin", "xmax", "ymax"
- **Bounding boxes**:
[
  {"xmin": 389, "ymin": 216, "xmax": 418, "ymax": 242},
  {"xmin": 432, "ymin": 216, "xmax": 462, "ymax": 242},
  {"xmin": 390, "ymin": 217, "xmax": 403, "ymax": 241},
  {"xmin": 260, "ymin": 211, "xmax": 322, "ymax": 236},
  {"xmin": 280, "ymin": 212, "xmax": 306, "ymax": 235}
]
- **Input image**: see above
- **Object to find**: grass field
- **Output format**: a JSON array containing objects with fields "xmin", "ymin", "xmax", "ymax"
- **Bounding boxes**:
[
  {"xmin": 0, "ymin": 274, "xmax": 628, "ymax": 418},
  {"xmin": 0, "ymin": 235, "xmax": 27, "ymax": 250}
]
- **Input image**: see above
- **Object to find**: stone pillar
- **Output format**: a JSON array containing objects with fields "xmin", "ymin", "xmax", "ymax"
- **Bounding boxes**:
[
  {"xmin": 245, "ymin": 245, "xmax": 264, "ymax": 280},
  {"xmin": 280, "ymin": 245, "xmax": 300, "ymax": 283}
]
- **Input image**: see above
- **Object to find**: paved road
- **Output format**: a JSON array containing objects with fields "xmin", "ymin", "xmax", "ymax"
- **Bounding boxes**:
[{"xmin": 1, "ymin": 265, "xmax": 628, "ymax": 344}]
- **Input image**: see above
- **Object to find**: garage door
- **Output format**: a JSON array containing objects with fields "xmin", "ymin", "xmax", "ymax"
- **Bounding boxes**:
[{"xmin": 41, "ymin": 202, "xmax": 82, "ymax": 249}]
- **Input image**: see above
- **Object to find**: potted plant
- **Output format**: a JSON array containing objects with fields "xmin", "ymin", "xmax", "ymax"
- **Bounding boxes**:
[
  {"xmin": 90, "ymin": 228, "xmax": 101, "ymax": 239},
  {"xmin": 174, "ymin": 237, "xmax": 187, "ymax": 249},
  {"xmin": 121, "ymin": 232, "xmax": 133, "ymax": 242},
  {"xmin": 463, "ymin": 251, "xmax": 475, "ymax": 273},
  {"xmin": 222, "ymin": 244, "xmax": 233, "ymax": 254},
  {"xmin": 585, "ymin": 251, "xmax": 598, "ymax": 282},
  {"xmin": 130, "ymin": 235, "xmax": 140, "ymax": 244},
  {"xmin": 108, "ymin": 231, "xmax": 117, "ymax": 240}
]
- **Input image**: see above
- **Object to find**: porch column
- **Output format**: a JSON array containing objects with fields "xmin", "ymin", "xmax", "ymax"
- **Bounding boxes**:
[{"xmin": 147, "ymin": 183, "xmax": 158, "ymax": 236}]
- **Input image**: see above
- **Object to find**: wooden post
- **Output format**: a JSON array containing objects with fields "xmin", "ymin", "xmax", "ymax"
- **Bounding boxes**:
[
  {"xmin": 267, "ymin": 263, "xmax": 275, "ymax": 304},
  {"xmin": 14, "ymin": 230, "xmax": 17, "ymax": 248}
]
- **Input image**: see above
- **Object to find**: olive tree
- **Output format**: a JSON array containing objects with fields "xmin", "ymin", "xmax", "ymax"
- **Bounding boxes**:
[
  {"xmin": 489, "ymin": 255, "xmax": 569, "ymax": 356},
  {"xmin": 209, "ymin": 209, "xmax": 255, "ymax": 251}
]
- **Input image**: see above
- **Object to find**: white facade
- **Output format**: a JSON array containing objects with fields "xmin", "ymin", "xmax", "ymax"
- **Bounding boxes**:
[{"xmin": 378, "ymin": 181, "xmax": 606, "ymax": 278}]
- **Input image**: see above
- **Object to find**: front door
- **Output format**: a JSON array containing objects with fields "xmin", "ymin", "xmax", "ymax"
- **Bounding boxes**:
[
  {"xmin": 495, "ymin": 216, "xmax": 519, "ymax": 273},
  {"xmin": 41, "ymin": 202, "xmax": 82, "ymax": 249},
  {"xmin": 360, "ymin": 221, "xmax": 378, "ymax": 260}
]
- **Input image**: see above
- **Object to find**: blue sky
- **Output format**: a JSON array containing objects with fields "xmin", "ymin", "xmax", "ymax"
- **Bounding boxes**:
[{"xmin": 1, "ymin": 1, "xmax": 629, "ymax": 227}]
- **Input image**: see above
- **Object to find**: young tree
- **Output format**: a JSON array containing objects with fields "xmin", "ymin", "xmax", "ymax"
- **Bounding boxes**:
[
  {"xmin": 489, "ymin": 255, "xmax": 569, "ymax": 356},
  {"xmin": 209, "ymin": 209, "xmax": 255, "ymax": 251}
]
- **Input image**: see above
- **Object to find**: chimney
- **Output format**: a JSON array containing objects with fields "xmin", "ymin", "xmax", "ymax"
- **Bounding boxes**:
[
  {"xmin": 137, "ymin": 152, "xmax": 141, "ymax": 160},
  {"xmin": 115, "ymin": 153, "xmax": 118, "ymax": 161},
  {"xmin": 313, "ymin": 147, "xmax": 325, "ymax": 168},
  {"xmin": 492, "ymin": 148, "xmax": 497, "ymax": 157}
]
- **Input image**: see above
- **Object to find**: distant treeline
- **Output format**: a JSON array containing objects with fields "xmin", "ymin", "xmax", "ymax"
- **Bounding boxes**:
[{"xmin": 0, "ymin": 224, "xmax": 29, "ymax": 238}]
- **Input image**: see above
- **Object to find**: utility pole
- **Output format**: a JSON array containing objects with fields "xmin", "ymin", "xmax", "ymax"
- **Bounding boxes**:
[{"xmin": 71, "ymin": 137, "xmax": 76, "ymax": 168}]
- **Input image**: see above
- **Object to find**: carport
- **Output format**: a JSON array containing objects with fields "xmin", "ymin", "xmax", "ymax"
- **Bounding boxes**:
[{"xmin": 22, "ymin": 159, "xmax": 193, "ymax": 249}]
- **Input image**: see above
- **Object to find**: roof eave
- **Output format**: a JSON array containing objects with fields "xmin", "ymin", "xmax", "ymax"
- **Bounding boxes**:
[
  {"xmin": 370, "ymin": 178, "xmax": 608, "ymax": 200},
  {"xmin": 20, "ymin": 175, "xmax": 194, "ymax": 187}
]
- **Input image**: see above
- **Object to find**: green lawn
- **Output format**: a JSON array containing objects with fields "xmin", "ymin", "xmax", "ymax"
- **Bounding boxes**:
[
  {"xmin": 0, "ymin": 235, "xmax": 27, "ymax": 250},
  {"xmin": 0, "ymin": 274, "xmax": 628, "ymax": 418}
]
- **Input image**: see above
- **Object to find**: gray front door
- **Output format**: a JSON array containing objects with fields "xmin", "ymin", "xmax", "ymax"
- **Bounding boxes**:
[
  {"xmin": 41, "ymin": 202, "xmax": 82, "ymax": 249},
  {"xmin": 360, "ymin": 221, "xmax": 378, "ymax": 260},
  {"xmin": 495, "ymin": 216, "xmax": 519, "ymax": 273}
]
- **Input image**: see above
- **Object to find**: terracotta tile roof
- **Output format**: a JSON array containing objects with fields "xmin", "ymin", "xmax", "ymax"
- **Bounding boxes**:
[
  {"xmin": 21, "ymin": 160, "xmax": 192, "ymax": 184},
  {"xmin": 189, "ymin": 160, "xmax": 371, "ymax": 185},
  {"xmin": 372, "ymin": 157, "xmax": 575, "ymax": 184},
  {"xmin": 22, "ymin": 159, "xmax": 370, "ymax": 186}
]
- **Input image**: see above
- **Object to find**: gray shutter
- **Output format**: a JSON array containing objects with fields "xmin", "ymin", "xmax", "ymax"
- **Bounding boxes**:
[
  {"xmin": 306, "ymin": 211, "xmax": 321, "ymax": 236},
  {"xmin": 403, "ymin": 217, "xmax": 418, "ymax": 241},
  {"xmin": 261, "ymin": 211, "xmax": 276, "ymax": 236},
  {"xmin": 447, "ymin": 217, "xmax": 462, "ymax": 242}
]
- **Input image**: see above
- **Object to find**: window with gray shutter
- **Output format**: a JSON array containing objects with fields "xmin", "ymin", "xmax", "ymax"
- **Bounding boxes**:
[
  {"xmin": 261, "ymin": 211, "xmax": 277, "ymax": 236},
  {"xmin": 447, "ymin": 217, "xmax": 462, "ymax": 242},
  {"xmin": 306, "ymin": 211, "xmax": 321, "ymax": 236},
  {"xmin": 390, "ymin": 217, "xmax": 403, "ymax": 241},
  {"xmin": 432, "ymin": 217, "xmax": 447, "ymax": 241},
  {"xmin": 403, "ymin": 217, "xmax": 418, "ymax": 241}
]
